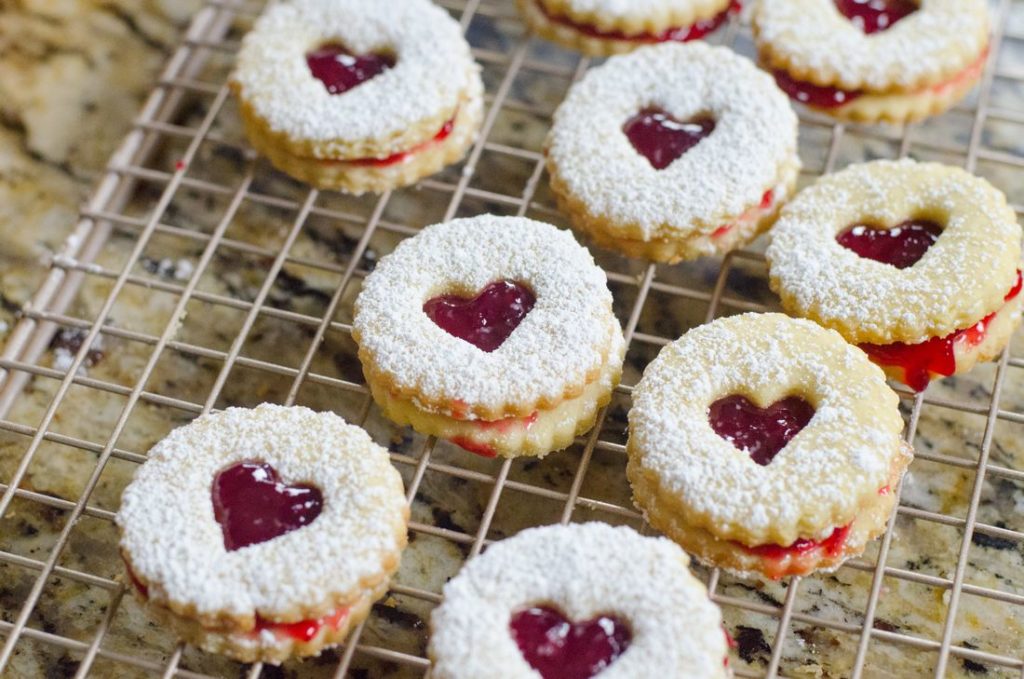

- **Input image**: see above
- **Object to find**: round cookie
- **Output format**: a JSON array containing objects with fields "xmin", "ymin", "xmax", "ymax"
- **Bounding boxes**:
[
  {"xmin": 116, "ymin": 404, "xmax": 409, "ymax": 664},
  {"xmin": 517, "ymin": 0, "xmax": 741, "ymax": 56},
  {"xmin": 352, "ymin": 216, "xmax": 625, "ymax": 459},
  {"xmin": 230, "ymin": 0, "xmax": 483, "ymax": 194},
  {"xmin": 545, "ymin": 42, "xmax": 800, "ymax": 263},
  {"xmin": 753, "ymin": 0, "xmax": 991, "ymax": 123},
  {"xmin": 429, "ymin": 522, "xmax": 731, "ymax": 678},
  {"xmin": 627, "ymin": 313, "xmax": 913, "ymax": 579},
  {"xmin": 766, "ymin": 159, "xmax": 1022, "ymax": 391}
]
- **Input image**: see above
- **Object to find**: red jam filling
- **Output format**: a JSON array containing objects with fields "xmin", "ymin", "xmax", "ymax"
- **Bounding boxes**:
[
  {"xmin": 538, "ymin": 0, "xmax": 740, "ymax": 43},
  {"xmin": 423, "ymin": 280, "xmax": 536, "ymax": 352},
  {"xmin": 837, "ymin": 219, "xmax": 943, "ymax": 269},
  {"xmin": 449, "ymin": 437, "xmax": 498, "ymax": 458},
  {"xmin": 860, "ymin": 270, "xmax": 1023, "ymax": 392},
  {"xmin": 349, "ymin": 115, "xmax": 456, "ymax": 168},
  {"xmin": 306, "ymin": 44, "xmax": 394, "ymax": 95},
  {"xmin": 711, "ymin": 189, "xmax": 775, "ymax": 238},
  {"xmin": 772, "ymin": 69, "xmax": 863, "ymax": 108},
  {"xmin": 774, "ymin": 47, "xmax": 988, "ymax": 110},
  {"xmin": 742, "ymin": 523, "xmax": 852, "ymax": 564},
  {"xmin": 449, "ymin": 413, "xmax": 538, "ymax": 458},
  {"xmin": 709, "ymin": 395, "xmax": 815, "ymax": 466},
  {"xmin": 211, "ymin": 461, "xmax": 323, "ymax": 551},
  {"xmin": 623, "ymin": 107, "xmax": 716, "ymax": 170},
  {"xmin": 510, "ymin": 606, "xmax": 631, "ymax": 679},
  {"xmin": 255, "ymin": 606, "xmax": 349, "ymax": 642},
  {"xmin": 834, "ymin": 0, "xmax": 918, "ymax": 34}
]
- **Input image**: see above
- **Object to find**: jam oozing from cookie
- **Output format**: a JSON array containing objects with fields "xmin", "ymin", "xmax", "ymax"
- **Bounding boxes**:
[
  {"xmin": 510, "ymin": 606, "xmax": 631, "ymax": 679},
  {"xmin": 772, "ymin": 69, "xmax": 863, "ymax": 108},
  {"xmin": 833, "ymin": 0, "xmax": 919, "ymax": 34},
  {"xmin": 255, "ymin": 606, "xmax": 349, "ymax": 642},
  {"xmin": 211, "ymin": 461, "xmax": 323, "ymax": 551},
  {"xmin": 350, "ymin": 115, "xmax": 456, "ymax": 168},
  {"xmin": 536, "ymin": 0, "xmax": 741, "ymax": 44},
  {"xmin": 623, "ymin": 108, "xmax": 716, "ymax": 170},
  {"xmin": 860, "ymin": 270, "xmax": 1023, "ymax": 391},
  {"xmin": 306, "ymin": 44, "xmax": 395, "ymax": 95},
  {"xmin": 837, "ymin": 220, "xmax": 943, "ymax": 269},
  {"xmin": 709, "ymin": 395, "xmax": 815, "ymax": 466},
  {"xmin": 423, "ymin": 280, "xmax": 536, "ymax": 352}
]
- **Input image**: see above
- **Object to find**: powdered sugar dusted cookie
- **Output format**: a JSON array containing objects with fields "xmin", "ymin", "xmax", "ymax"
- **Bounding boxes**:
[
  {"xmin": 230, "ymin": 0, "xmax": 483, "ymax": 194},
  {"xmin": 767, "ymin": 159, "xmax": 1022, "ymax": 392},
  {"xmin": 353, "ymin": 216, "xmax": 625, "ymax": 459},
  {"xmin": 546, "ymin": 42, "xmax": 800, "ymax": 263},
  {"xmin": 753, "ymin": 0, "xmax": 991, "ymax": 123},
  {"xmin": 517, "ymin": 0, "xmax": 741, "ymax": 55},
  {"xmin": 116, "ymin": 404, "xmax": 408, "ymax": 663},
  {"xmin": 429, "ymin": 523, "xmax": 731, "ymax": 678},
  {"xmin": 627, "ymin": 313, "xmax": 912, "ymax": 579}
]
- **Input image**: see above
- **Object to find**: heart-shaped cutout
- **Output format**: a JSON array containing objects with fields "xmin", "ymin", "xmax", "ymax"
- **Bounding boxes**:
[
  {"xmin": 833, "ymin": 0, "xmax": 918, "ymax": 34},
  {"xmin": 510, "ymin": 606, "xmax": 631, "ymax": 679},
  {"xmin": 623, "ymin": 107, "xmax": 716, "ymax": 170},
  {"xmin": 709, "ymin": 395, "xmax": 815, "ymax": 466},
  {"xmin": 212, "ymin": 461, "xmax": 323, "ymax": 551},
  {"xmin": 306, "ymin": 43, "xmax": 395, "ymax": 95},
  {"xmin": 423, "ymin": 280, "xmax": 536, "ymax": 352},
  {"xmin": 836, "ymin": 219, "xmax": 942, "ymax": 269}
]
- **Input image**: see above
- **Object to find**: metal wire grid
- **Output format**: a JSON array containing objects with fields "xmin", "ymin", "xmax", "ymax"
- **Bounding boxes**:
[{"xmin": 0, "ymin": 0, "xmax": 1022, "ymax": 676}]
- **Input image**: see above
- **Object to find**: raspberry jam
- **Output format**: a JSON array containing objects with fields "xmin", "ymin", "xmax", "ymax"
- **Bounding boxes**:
[
  {"xmin": 861, "ymin": 270, "xmax": 1023, "ymax": 391},
  {"xmin": 709, "ymin": 395, "xmax": 815, "ymax": 466},
  {"xmin": 255, "ymin": 606, "xmax": 348, "ymax": 642},
  {"xmin": 837, "ymin": 220, "xmax": 943, "ymax": 269},
  {"xmin": 449, "ymin": 437, "xmax": 498, "ymax": 458},
  {"xmin": 510, "ymin": 606, "xmax": 631, "ymax": 679},
  {"xmin": 211, "ymin": 461, "xmax": 323, "ymax": 551},
  {"xmin": 834, "ymin": 0, "xmax": 919, "ymax": 34},
  {"xmin": 423, "ymin": 280, "xmax": 536, "ymax": 352},
  {"xmin": 740, "ymin": 524, "xmax": 853, "ymax": 578},
  {"xmin": 306, "ymin": 44, "xmax": 394, "ymax": 95},
  {"xmin": 623, "ymin": 108, "xmax": 716, "ymax": 170},
  {"xmin": 772, "ymin": 69, "xmax": 862, "ymax": 108},
  {"xmin": 351, "ymin": 115, "xmax": 456, "ymax": 168},
  {"xmin": 538, "ymin": 0, "xmax": 740, "ymax": 43}
]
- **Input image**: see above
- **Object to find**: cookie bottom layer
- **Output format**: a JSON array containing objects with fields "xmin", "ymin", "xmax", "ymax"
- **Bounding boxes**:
[
  {"xmin": 518, "ymin": 0, "xmax": 734, "ymax": 56},
  {"xmin": 132, "ymin": 580, "xmax": 387, "ymax": 665},
  {"xmin": 868, "ymin": 288, "xmax": 1022, "ymax": 390},
  {"xmin": 241, "ymin": 92, "xmax": 482, "ymax": 195},
  {"xmin": 368, "ymin": 325, "xmax": 624, "ymax": 459},
  {"xmin": 552, "ymin": 157, "xmax": 799, "ymax": 263},
  {"xmin": 630, "ymin": 444, "xmax": 912, "ymax": 579}
]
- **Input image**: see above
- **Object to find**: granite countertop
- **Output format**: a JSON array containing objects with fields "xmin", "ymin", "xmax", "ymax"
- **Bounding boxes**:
[{"xmin": 1, "ymin": 2, "xmax": 1024, "ymax": 678}]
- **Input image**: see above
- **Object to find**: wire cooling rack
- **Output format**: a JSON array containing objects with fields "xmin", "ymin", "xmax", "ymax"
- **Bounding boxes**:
[{"xmin": 1, "ymin": 1, "xmax": 1024, "ymax": 677}]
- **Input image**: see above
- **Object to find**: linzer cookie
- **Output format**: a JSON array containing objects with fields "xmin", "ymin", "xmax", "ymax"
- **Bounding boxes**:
[
  {"xmin": 230, "ymin": 0, "xmax": 483, "ymax": 194},
  {"xmin": 429, "ymin": 523, "xmax": 731, "ymax": 678},
  {"xmin": 545, "ymin": 42, "xmax": 800, "ymax": 263},
  {"xmin": 767, "ymin": 159, "xmax": 1022, "ymax": 392},
  {"xmin": 753, "ymin": 0, "xmax": 991, "ymax": 123},
  {"xmin": 116, "ymin": 404, "xmax": 408, "ymax": 663},
  {"xmin": 517, "ymin": 0, "xmax": 741, "ymax": 56},
  {"xmin": 352, "ymin": 215, "xmax": 625, "ymax": 459},
  {"xmin": 627, "ymin": 313, "xmax": 913, "ymax": 579}
]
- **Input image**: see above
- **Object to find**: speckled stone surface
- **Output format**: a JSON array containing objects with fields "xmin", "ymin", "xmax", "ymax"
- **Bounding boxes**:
[{"xmin": 1, "ymin": 2, "xmax": 1023, "ymax": 678}]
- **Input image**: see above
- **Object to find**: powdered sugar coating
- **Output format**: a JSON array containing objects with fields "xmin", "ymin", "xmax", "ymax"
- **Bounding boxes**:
[
  {"xmin": 546, "ymin": 42, "xmax": 799, "ymax": 239},
  {"xmin": 767, "ymin": 159, "xmax": 1022, "ymax": 345},
  {"xmin": 627, "ymin": 313, "xmax": 905, "ymax": 547},
  {"xmin": 429, "ymin": 523, "xmax": 728, "ymax": 678},
  {"xmin": 352, "ymin": 216, "xmax": 621, "ymax": 418},
  {"xmin": 232, "ymin": 0, "xmax": 478, "ymax": 150},
  {"xmin": 754, "ymin": 0, "xmax": 990, "ymax": 91},
  {"xmin": 117, "ymin": 405, "xmax": 407, "ymax": 624}
]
